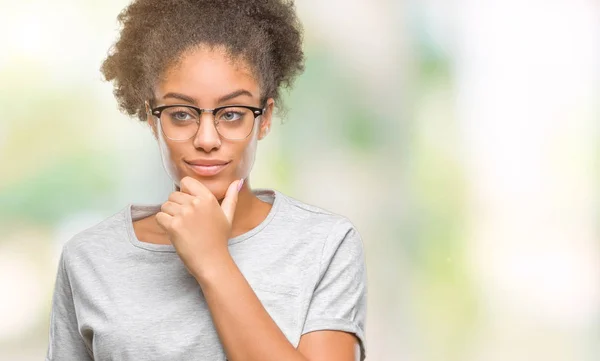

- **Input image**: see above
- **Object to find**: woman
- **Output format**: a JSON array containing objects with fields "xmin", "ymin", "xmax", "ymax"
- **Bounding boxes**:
[{"xmin": 46, "ymin": 0, "xmax": 367, "ymax": 360}]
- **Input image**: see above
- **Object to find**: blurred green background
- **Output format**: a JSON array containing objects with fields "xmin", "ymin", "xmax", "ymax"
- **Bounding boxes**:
[{"xmin": 0, "ymin": 0, "xmax": 598, "ymax": 360}]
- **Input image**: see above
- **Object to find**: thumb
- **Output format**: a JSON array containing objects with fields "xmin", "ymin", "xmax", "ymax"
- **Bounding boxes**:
[{"xmin": 221, "ymin": 178, "xmax": 243, "ymax": 224}]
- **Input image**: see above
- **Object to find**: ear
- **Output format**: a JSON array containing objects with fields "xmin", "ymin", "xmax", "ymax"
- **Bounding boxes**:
[
  {"xmin": 258, "ymin": 98, "xmax": 274, "ymax": 140},
  {"xmin": 145, "ymin": 101, "xmax": 158, "ymax": 139}
]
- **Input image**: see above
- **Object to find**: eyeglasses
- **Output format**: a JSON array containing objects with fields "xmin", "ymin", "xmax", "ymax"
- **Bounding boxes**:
[{"xmin": 149, "ymin": 103, "xmax": 265, "ymax": 141}]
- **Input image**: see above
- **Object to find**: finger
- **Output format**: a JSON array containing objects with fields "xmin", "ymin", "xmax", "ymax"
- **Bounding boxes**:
[
  {"xmin": 221, "ymin": 179, "xmax": 243, "ymax": 225},
  {"xmin": 179, "ymin": 176, "xmax": 211, "ymax": 198},
  {"xmin": 160, "ymin": 201, "xmax": 181, "ymax": 216},
  {"xmin": 168, "ymin": 191, "xmax": 195, "ymax": 205},
  {"xmin": 155, "ymin": 211, "xmax": 173, "ymax": 231}
]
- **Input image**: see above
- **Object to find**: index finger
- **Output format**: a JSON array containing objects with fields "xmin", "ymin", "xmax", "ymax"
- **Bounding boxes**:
[
  {"xmin": 168, "ymin": 191, "xmax": 195, "ymax": 205},
  {"xmin": 179, "ymin": 176, "xmax": 211, "ymax": 198}
]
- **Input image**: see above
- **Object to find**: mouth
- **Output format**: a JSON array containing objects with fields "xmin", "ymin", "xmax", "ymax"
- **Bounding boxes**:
[{"xmin": 184, "ymin": 160, "xmax": 231, "ymax": 177}]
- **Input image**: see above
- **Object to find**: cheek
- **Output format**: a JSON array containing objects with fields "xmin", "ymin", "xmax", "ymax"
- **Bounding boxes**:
[
  {"xmin": 233, "ymin": 123, "xmax": 260, "ymax": 179},
  {"xmin": 156, "ymin": 129, "xmax": 187, "ymax": 186}
]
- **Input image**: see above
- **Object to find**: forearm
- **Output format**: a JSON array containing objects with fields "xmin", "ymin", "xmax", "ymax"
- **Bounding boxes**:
[{"xmin": 192, "ymin": 253, "xmax": 309, "ymax": 361}]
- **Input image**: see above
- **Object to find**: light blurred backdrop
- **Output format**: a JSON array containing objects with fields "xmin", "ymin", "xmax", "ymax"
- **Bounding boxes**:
[{"xmin": 0, "ymin": 0, "xmax": 598, "ymax": 360}]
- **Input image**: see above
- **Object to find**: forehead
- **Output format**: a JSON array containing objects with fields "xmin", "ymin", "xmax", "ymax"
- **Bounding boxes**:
[{"xmin": 155, "ymin": 46, "xmax": 260, "ymax": 103}]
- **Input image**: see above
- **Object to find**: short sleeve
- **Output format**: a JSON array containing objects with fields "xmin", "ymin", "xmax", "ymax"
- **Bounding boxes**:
[
  {"xmin": 302, "ymin": 219, "xmax": 368, "ymax": 360},
  {"xmin": 46, "ymin": 250, "xmax": 93, "ymax": 361}
]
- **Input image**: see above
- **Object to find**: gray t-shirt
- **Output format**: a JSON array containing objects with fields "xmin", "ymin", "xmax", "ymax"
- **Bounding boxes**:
[{"xmin": 45, "ymin": 189, "xmax": 367, "ymax": 361}]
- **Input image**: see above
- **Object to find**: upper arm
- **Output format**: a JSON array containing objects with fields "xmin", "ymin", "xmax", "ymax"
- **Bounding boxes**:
[
  {"xmin": 46, "ymin": 250, "xmax": 93, "ymax": 361},
  {"xmin": 300, "ymin": 219, "xmax": 368, "ymax": 360},
  {"xmin": 298, "ymin": 330, "xmax": 362, "ymax": 361}
]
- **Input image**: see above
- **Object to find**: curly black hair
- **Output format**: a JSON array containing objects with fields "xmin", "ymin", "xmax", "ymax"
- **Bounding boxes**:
[{"xmin": 101, "ymin": 0, "xmax": 305, "ymax": 121}]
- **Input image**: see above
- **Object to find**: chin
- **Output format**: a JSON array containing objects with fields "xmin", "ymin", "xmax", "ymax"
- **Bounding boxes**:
[
  {"xmin": 178, "ymin": 171, "xmax": 231, "ymax": 199},
  {"xmin": 204, "ymin": 181, "xmax": 229, "ymax": 200}
]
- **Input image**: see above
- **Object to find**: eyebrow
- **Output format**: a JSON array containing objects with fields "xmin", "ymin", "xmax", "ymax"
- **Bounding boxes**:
[
  {"xmin": 162, "ymin": 89, "xmax": 254, "ymax": 105},
  {"xmin": 217, "ymin": 89, "xmax": 254, "ymax": 103}
]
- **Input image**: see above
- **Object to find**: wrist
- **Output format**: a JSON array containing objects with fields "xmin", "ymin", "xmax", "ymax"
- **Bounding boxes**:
[{"xmin": 191, "ymin": 248, "xmax": 234, "ymax": 285}]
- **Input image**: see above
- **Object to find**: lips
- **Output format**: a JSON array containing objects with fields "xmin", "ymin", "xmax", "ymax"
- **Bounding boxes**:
[
  {"xmin": 184, "ymin": 160, "xmax": 230, "ymax": 177},
  {"xmin": 186, "ymin": 159, "xmax": 230, "ymax": 166}
]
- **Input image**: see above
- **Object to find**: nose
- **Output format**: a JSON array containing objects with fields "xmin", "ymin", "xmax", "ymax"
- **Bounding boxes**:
[{"xmin": 192, "ymin": 112, "xmax": 221, "ymax": 152}]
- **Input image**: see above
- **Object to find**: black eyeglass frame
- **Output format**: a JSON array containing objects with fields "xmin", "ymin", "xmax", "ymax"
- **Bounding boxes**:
[{"xmin": 148, "ymin": 103, "xmax": 267, "ymax": 141}]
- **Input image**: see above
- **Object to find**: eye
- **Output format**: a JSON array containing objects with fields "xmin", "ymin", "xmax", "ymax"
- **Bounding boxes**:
[
  {"xmin": 220, "ymin": 111, "xmax": 243, "ymax": 122},
  {"xmin": 171, "ymin": 112, "xmax": 190, "ymax": 120},
  {"xmin": 164, "ymin": 107, "xmax": 198, "ymax": 123}
]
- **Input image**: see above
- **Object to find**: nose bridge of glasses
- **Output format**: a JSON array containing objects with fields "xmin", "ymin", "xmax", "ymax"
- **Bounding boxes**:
[
  {"xmin": 197, "ymin": 108, "xmax": 217, "ymax": 114},
  {"xmin": 196, "ymin": 110, "xmax": 218, "ymax": 130},
  {"xmin": 193, "ymin": 111, "xmax": 225, "ymax": 144},
  {"xmin": 189, "ymin": 108, "xmax": 217, "ymax": 129}
]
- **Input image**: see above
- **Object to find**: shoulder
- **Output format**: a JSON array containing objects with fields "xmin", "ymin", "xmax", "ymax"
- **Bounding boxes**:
[
  {"xmin": 275, "ymin": 190, "xmax": 364, "ymax": 251},
  {"xmin": 60, "ymin": 205, "xmax": 131, "ymax": 264},
  {"xmin": 276, "ymin": 190, "xmax": 352, "ymax": 223}
]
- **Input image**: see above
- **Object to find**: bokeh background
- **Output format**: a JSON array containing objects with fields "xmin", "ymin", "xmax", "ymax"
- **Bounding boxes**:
[{"xmin": 1, "ymin": 0, "xmax": 598, "ymax": 360}]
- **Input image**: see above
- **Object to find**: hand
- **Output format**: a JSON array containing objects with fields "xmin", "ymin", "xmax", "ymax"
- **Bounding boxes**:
[{"xmin": 155, "ymin": 176, "xmax": 243, "ymax": 278}]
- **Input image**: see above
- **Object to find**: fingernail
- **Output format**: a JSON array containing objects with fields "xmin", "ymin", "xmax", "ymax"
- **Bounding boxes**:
[{"xmin": 237, "ymin": 178, "xmax": 245, "ymax": 192}]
